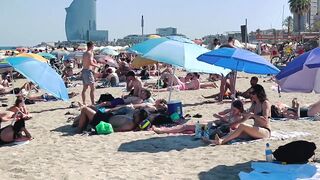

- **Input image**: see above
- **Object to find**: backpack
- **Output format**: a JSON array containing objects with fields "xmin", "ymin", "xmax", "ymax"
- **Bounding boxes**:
[{"xmin": 273, "ymin": 140, "xmax": 316, "ymax": 164}]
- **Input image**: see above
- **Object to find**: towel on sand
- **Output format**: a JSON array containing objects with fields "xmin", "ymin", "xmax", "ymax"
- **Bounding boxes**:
[
  {"xmin": 230, "ymin": 131, "xmax": 311, "ymax": 145},
  {"xmin": 239, "ymin": 162, "xmax": 319, "ymax": 180}
]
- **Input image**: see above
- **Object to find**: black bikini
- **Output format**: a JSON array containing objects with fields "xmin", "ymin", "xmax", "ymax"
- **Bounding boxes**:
[
  {"xmin": 254, "ymin": 102, "xmax": 271, "ymax": 134},
  {"xmin": 0, "ymin": 119, "xmax": 26, "ymax": 145}
]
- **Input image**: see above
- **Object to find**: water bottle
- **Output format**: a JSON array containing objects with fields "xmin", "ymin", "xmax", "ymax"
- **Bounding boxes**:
[
  {"xmin": 194, "ymin": 121, "xmax": 202, "ymax": 139},
  {"xmin": 265, "ymin": 143, "xmax": 273, "ymax": 162}
]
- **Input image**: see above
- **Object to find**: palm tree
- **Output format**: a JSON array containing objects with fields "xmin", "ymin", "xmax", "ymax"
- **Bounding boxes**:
[
  {"xmin": 288, "ymin": 0, "xmax": 311, "ymax": 33},
  {"xmin": 283, "ymin": 16, "xmax": 293, "ymax": 34}
]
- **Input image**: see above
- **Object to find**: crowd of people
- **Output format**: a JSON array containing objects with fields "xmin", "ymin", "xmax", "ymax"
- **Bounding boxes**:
[{"xmin": 0, "ymin": 39, "xmax": 319, "ymax": 147}]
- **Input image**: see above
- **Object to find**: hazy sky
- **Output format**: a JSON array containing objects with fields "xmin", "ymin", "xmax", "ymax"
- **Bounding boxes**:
[{"xmin": 0, "ymin": 0, "xmax": 291, "ymax": 46}]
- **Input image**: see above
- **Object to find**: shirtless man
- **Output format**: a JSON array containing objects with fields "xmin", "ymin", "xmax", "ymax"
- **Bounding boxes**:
[
  {"xmin": 82, "ymin": 41, "xmax": 100, "ymax": 105},
  {"xmin": 125, "ymin": 71, "xmax": 143, "ymax": 97}
]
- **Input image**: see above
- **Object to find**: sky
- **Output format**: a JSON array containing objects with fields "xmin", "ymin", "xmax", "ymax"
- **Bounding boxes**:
[{"xmin": 0, "ymin": 0, "xmax": 291, "ymax": 46}]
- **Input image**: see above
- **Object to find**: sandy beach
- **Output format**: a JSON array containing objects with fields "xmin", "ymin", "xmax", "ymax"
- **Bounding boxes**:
[{"xmin": 0, "ymin": 73, "xmax": 319, "ymax": 180}]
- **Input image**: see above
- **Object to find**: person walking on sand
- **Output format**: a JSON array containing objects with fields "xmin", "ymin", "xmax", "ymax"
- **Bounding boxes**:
[{"xmin": 81, "ymin": 41, "xmax": 100, "ymax": 105}]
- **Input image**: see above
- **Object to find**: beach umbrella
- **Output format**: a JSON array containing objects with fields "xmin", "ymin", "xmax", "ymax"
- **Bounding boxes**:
[
  {"xmin": 6, "ymin": 57, "xmax": 69, "ymax": 101},
  {"xmin": 130, "ymin": 36, "xmax": 231, "ymax": 101},
  {"xmin": 197, "ymin": 47, "xmax": 280, "ymax": 75},
  {"xmin": 100, "ymin": 47, "xmax": 119, "ymax": 56},
  {"xmin": 95, "ymin": 55, "xmax": 119, "ymax": 68},
  {"xmin": 148, "ymin": 34, "xmax": 161, "ymax": 39},
  {"xmin": 276, "ymin": 48, "xmax": 320, "ymax": 93},
  {"xmin": 129, "ymin": 36, "xmax": 231, "ymax": 74},
  {"xmin": 16, "ymin": 53, "xmax": 48, "ymax": 63},
  {"xmin": 51, "ymin": 49, "xmax": 70, "ymax": 60},
  {"xmin": 131, "ymin": 56, "xmax": 156, "ymax": 68},
  {"xmin": 37, "ymin": 52, "xmax": 56, "ymax": 60}
]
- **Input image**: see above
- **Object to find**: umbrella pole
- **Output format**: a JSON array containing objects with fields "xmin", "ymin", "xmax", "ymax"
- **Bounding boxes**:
[{"xmin": 168, "ymin": 67, "xmax": 176, "ymax": 102}]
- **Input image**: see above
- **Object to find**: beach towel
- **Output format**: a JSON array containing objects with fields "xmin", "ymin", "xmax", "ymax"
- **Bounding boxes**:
[
  {"xmin": 239, "ymin": 162, "xmax": 319, "ymax": 180},
  {"xmin": 230, "ymin": 131, "xmax": 311, "ymax": 145}
]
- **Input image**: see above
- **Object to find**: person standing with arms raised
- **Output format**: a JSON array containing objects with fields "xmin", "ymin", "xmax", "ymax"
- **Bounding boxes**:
[{"xmin": 81, "ymin": 41, "xmax": 100, "ymax": 106}]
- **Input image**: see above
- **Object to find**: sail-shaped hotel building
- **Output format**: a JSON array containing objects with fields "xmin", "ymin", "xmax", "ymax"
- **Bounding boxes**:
[{"xmin": 65, "ymin": 0, "xmax": 108, "ymax": 41}]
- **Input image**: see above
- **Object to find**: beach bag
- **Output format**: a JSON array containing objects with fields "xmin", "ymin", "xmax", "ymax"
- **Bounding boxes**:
[
  {"xmin": 97, "ymin": 93, "xmax": 114, "ymax": 104},
  {"xmin": 95, "ymin": 121, "xmax": 114, "ymax": 135},
  {"xmin": 273, "ymin": 140, "xmax": 316, "ymax": 164}
]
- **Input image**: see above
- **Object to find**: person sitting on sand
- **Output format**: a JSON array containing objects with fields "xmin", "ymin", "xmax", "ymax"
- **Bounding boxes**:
[
  {"xmin": 125, "ymin": 71, "xmax": 143, "ymax": 97},
  {"xmin": 0, "ymin": 111, "xmax": 32, "ymax": 144},
  {"xmin": 7, "ymin": 96, "xmax": 32, "ymax": 119},
  {"xmin": 236, "ymin": 76, "xmax": 259, "ymax": 99},
  {"xmin": 75, "ymin": 107, "xmax": 147, "ymax": 133},
  {"xmin": 212, "ymin": 84, "xmax": 271, "ymax": 145},
  {"xmin": 152, "ymin": 100, "xmax": 244, "ymax": 134},
  {"xmin": 271, "ymin": 98, "xmax": 320, "ymax": 119},
  {"xmin": 156, "ymin": 72, "xmax": 218, "ymax": 91},
  {"xmin": 203, "ymin": 76, "xmax": 258, "ymax": 100}
]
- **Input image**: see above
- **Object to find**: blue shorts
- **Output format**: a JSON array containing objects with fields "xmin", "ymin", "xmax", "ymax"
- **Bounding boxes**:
[{"xmin": 82, "ymin": 69, "xmax": 95, "ymax": 85}]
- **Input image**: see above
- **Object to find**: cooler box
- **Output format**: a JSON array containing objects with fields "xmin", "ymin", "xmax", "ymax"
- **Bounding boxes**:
[{"xmin": 167, "ymin": 100, "xmax": 183, "ymax": 117}]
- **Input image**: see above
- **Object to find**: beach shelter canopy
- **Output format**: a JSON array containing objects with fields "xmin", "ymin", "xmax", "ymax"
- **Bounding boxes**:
[
  {"xmin": 197, "ymin": 47, "xmax": 280, "ymax": 75},
  {"xmin": 276, "ymin": 47, "xmax": 320, "ymax": 93},
  {"xmin": 6, "ymin": 57, "xmax": 69, "ymax": 101},
  {"xmin": 129, "ymin": 36, "xmax": 231, "ymax": 75},
  {"xmin": 17, "ymin": 53, "xmax": 48, "ymax": 63}
]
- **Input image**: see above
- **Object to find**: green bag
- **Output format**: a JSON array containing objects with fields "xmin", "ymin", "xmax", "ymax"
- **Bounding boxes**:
[{"xmin": 95, "ymin": 121, "xmax": 114, "ymax": 135}]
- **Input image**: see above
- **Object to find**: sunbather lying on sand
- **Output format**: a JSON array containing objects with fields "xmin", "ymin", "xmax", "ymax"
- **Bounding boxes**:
[
  {"xmin": 152, "ymin": 100, "xmax": 244, "ymax": 134},
  {"xmin": 271, "ymin": 98, "xmax": 320, "ymax": 119},
  {"xmin": 75, "ymin": 107, "xmax": 147, "ymax": 133},
  {"xmin": 95, "ymin": 89, "xmax": 154, "ymax": 109},
  {"xmin": 155, "ymin": 72, "xmax": 217, "ymax": 91},
  {"xmin": 73, "ymin": 99, "xmax": 168, "ymax": 127}
]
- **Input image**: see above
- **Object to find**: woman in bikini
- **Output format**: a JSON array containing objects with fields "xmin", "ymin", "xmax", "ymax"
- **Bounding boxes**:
[
  {"xmin": 214, "ymin": 84, "xmax": 271, "ymax": 145},
  {"xmin": 271, "ymin": 98, "xmax": 320, "ymax": 119},
  {"xmin": 0, "ymin": 111, "xmax": 32, "ymax": 144},
  {"xmin": 7, "ymin": 96, "xmax": 32, "ymax": 119}
]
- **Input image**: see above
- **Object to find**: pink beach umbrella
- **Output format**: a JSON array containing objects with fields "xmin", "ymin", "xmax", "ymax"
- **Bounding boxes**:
[{"xmin": 95, "ymin": 55, "xmax": 119, "ymax": 68}]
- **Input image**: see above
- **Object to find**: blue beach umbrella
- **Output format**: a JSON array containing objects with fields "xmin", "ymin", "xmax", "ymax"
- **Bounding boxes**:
[
  {"xmin": 129, "ymin": 36, "xmax": 231, "ymax": 75},
  {"xmin": 38, "ymin": 52, "xmax": 56, "ymax": 60},
  {"xmin": 197, "ymin": 47, "xmax": 280, "ymax": 75},
  {"xmin": 276, "ymin": 48, "xmax": 320, "ymax": 93},
  {"xmin": 6, "ymin": 57, "xmax": 69, "ymax": 101},
  {"xmin": 100, "ymin": 48, "xmax": 119, "ymax": 56}
]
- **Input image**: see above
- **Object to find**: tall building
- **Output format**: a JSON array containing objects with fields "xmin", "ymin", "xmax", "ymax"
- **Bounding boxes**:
[
  {"xmin": 156, "ymin": 27, "xmax": 177, "ymax": 36},
  {"xmin": 65, "ymin": 0, "xmax": 108, "ymax": 42}
]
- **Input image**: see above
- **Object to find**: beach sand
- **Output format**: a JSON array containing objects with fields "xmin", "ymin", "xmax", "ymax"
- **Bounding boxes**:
[{"xmin": 0, "ymin": 73, "xmax": 319, "ymax": 180}]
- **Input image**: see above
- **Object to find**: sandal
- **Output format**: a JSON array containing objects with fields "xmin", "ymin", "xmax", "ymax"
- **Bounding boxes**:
[{"xmin": 193, "ymin": 113, "xmax": 202, "ymax": 118}]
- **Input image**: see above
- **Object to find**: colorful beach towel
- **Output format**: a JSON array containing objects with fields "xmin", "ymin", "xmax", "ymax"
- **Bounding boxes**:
[{"xmin": 239, "ymin": 162, "xmax": 320, "ymax": 180}]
